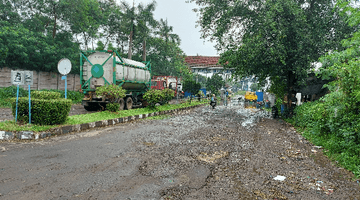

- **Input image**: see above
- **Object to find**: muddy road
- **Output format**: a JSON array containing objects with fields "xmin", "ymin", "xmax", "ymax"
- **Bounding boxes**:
[{"xmin": 0, "ymin": 102, "xmax": 359, "ymax": 199}]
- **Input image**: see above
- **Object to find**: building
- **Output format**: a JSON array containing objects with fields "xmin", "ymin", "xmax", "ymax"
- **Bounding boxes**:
[{"xmin": 184, "ymin": 56, "xmax": 232, "ymax": 80}]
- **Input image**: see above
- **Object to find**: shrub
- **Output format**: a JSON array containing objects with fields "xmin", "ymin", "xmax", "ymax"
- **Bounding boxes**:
[
  {"xmin": 143, "ymin": 89, "xmax": 163, "ymax": 107},
  {"xmin": 11, "ymin": 97, "xmax": 72, "ymax": 125},
  {"xmin": 32, "ymin": 91, "xmax": 61, "ymax": 99},
  {"xmin": 143, "ymin": 89, "xmax": 175, "ymax": 107},
  {"xmin": 40, "ymin": 89, "xmax": 84, "ymax": 104},
  {"xmin": 106, "ymin": 103, "xmax": 120, "ymax": 112},
  {"xmin": 0, "ymin": 86, "xmax": 28, "ymax": 108},
  {"xmin": 161, "ymin": 88, "xmax": 175, "ymax": 104},
  {"xmin": 95, "ymin": 84, "xmax": 126, "ymax": 103}
]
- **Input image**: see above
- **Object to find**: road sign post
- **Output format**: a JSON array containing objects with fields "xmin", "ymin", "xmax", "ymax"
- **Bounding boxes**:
[
  {"xmin": 28, "ymin": 85, "xmax": 31, "ymax": 124},
  {"xmin": 58, "ymin": 58, "xmax": 72, "ymax": 99},
  {"xmin": 15, "ymin": 84, "xmax": 19, "ymax": 123},
  {"xmin": 11, "ymin": 70, "xmax": 33, "ymax": 123}
]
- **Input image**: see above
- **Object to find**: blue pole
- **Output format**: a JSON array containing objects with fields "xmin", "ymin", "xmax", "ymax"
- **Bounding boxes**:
[
  {"xmin": 65, "ymin": 75, "xmax": 67, "ymax": 99},
  {"xmin": 28, "ymin": 85, "xmax": 31, "ymax": 124},
  {"xmin": 15, "ymin": 84, "xmax": 19, "ymax": 123}
]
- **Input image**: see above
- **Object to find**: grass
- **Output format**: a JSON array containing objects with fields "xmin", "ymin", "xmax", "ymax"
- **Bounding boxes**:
[
  {"xmin": 284, "ymin": 117, "xmax": 360, "ymax": 179},
  {"xmin": 0, "ymin": 100, "xmax": 208, "ymax": 132}
]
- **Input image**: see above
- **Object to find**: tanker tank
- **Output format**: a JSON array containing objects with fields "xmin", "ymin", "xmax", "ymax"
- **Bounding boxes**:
[{"xmin": 82, "ymin": 52, "xmax": 151, "ymax": 90}]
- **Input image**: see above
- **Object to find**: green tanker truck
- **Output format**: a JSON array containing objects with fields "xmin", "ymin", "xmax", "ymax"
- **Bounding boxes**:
[{"xmin": 80, "ymin": 50, "xmax": 151, "ymax": 111}]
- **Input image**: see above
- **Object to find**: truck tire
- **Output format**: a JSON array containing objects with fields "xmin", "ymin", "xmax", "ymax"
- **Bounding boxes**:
[
  {"xmin": 84, "ymin": 103, "xmax": 99, "ymax": 111},
  {"xmin": 125, "ymin": 97, "xmax": 133, "ymax": 110},
  {"xmin": 118, "ymin": 98, "xmax": 125, "ymax": 110}
]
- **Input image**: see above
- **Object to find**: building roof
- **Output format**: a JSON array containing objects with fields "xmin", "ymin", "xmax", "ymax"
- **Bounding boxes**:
[{"xmin": 185, "ymin": 56, "xmax": 220, "ymax": 66}]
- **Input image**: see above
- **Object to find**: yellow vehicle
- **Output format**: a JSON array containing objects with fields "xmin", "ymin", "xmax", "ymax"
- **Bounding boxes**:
[{"xmin": 244, "ymin": 91, "xmax": 257, "ymax": 108}]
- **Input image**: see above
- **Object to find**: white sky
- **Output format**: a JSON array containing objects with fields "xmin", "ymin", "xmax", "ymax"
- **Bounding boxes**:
[{"xmin": 118, "ymin": 0, "xmax": 219, "ymax": 56}]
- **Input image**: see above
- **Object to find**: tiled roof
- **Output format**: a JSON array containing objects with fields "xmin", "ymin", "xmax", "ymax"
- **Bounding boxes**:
[{"xmin": 185, "ymin": 56, "xmax": 220, "ymax": 65}]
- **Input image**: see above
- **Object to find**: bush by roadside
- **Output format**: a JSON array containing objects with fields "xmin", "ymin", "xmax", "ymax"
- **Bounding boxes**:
[
  {"xmin": 10, "ymin": 91, "xmax": 72, "ymax": 125},
  {"xmin": 286, "ymin": 99, "xmax": 360, "ymax": 178},
  {"xmin": 0, "ymin": 86, "xmax": 84, "ymax": 108}
]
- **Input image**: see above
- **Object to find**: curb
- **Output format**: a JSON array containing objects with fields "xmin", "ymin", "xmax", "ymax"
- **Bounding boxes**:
[{"xmin": 0, "ymin": 104, "xmax": 205, "ymax": 141}]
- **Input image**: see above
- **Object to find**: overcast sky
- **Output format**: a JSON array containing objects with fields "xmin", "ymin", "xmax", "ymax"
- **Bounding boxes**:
[{"xmin": 118, "ymin": 0, "xmax": 219, "ymax": 56}]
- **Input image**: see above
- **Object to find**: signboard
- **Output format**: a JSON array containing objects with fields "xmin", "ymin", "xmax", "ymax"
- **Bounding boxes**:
[
  {"xmin": 11, "ymin": 70, "xmax": 33, "ymax": 85},
  {"xmin": 57, "ymin": 58, "xmax": 72, "ymax": 75}
]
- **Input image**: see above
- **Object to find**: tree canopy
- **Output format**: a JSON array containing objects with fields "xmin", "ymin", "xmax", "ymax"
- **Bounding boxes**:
[
  {"xmin": 0, "ymin": 0, "xmax": 189, "ymax": 79},
  {"xmin": 191, "ymin": 0, "xmax": 353, "ymax": 100},
  {"xmin": 206, "ymin": 73, "xmax": 225, "ymax": 96}
]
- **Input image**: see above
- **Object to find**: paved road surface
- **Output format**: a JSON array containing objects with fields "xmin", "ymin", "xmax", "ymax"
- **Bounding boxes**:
[{"xmin": 0, "ymin": 103, "xmax": 359, "ymax": 199}]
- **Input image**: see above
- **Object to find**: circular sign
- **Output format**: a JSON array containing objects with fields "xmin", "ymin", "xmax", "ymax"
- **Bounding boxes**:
[
  {"xmin": 91, "ymin": 64, "xmax": 104, "ymax": 78},
  {"xmin": 57, "ymin": 58, "xmax": 72, "ymax": 75}
]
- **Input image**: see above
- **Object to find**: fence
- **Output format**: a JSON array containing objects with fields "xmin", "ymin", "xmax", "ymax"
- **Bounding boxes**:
[{"xmin": 0, "ymin": 67, "xmax": 81, "ymax": 91}]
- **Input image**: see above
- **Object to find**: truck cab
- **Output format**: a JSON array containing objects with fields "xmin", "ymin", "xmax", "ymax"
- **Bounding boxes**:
[{"xmin": 151, "ymin": 79, "xmax": 167, "ymax": 90}]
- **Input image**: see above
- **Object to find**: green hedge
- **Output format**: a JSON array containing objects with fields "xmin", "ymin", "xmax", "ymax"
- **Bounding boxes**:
[
  {"xmin": 39, "ymin": 89, "xmax": 84, "ymax": 104},
  {"xmin": 0, "ymin": 86, "xmax": 28, "ymax": 107},
  {"xmin": 11, "ymin": 97, "xmax": 72, "ymax": 125},
  {"xmin": 32, "ymin": 91, "xmax": 61, "ymax": 99}
]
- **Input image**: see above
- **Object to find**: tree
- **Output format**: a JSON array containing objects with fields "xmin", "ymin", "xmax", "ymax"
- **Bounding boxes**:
[
  {"xmin": 183, "ymin": 79, "xmax": 201, "ymax": 102},
  {"xmin": 0, "ymin": 22, "xmax": 79, "ymax": 73},
  {"xmin": 206, "ymin": 73, "xmax": 225, "ymax": 96},
  {"xmin": 120, "ymin": 0, "xmax": 157, "ymax": 60},
  {"xmin": 156, "ymin": 18, "xmax": 181, "ymax": 45},
  {"xmin": 191, "ymin": 0, "xmax": 353, "ymax": 105},
  {"xmin": 146, "ymin": 37, "xmax": 190, "ymax": 79}
]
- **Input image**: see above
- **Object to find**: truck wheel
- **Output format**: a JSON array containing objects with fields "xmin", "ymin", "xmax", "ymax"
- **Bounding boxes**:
[
  {"xmin": 118, "ymin": 98, "xmax": 125, "ymax": 110},
  {"xmin": 84, "ymin": 103, "xmax": 98, "ymax": 111},
  {"xmin": 125, "ymin": 97, "xmax": 133, "ymax": 110}
]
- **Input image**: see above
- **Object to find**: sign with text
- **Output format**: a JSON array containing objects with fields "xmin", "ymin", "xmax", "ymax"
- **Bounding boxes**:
[{"xmin": 11, "ymin": 70, "xmax": 33, "ymax": 85}]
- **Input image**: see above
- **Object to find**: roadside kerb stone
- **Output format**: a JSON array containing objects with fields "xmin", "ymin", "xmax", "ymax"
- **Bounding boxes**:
[
  {"xmin": 89, "ymin": 122, "xmax": 96, "ymax": 128},
  {"xmin": 95, "ymin": 121, "xmax": 106, "ymax": 127},
  {"xmin": 51, "ymin": 128, "xmax": 62, "ymax": 135},
  {"xmin": 17, "ymin": 131, "xmax": 34, "ymax": 140},
  {"xmin": 108, "ymin": 119, "xmax": 114, "ymax": 126},
  {"xmin": 80, "ymin": 123, "xmax": 90, "ymax": 131},
  {"xmin": 0, "ymin": 131, "xmax": 15, "ymax": 140},
  {"xmin": 61, "ymin": 126, "xmax": 73, "ymax": 134},
  {"xmin": 118, "ymin": 118, "xmax": 124, "ymax": 123},
  {"xmin": 39, "ymin": 132, "xmax": 51, "ymax": 139},
  {"xmin": 73, "ymin": 124, "xmax": 81, "ymax": 132}
]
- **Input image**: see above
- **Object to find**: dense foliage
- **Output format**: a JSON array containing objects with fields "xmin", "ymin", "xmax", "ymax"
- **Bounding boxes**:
[
  {"xmin": 0, "ymin": 86, "xmax": 84, "ymax": 108},
  {"xmin": 32, "ymin": 91, "xmax": 61, "ymax": 99},
  {"xmin": 206, "ymin": 73, "xmax": 225, "ymax": 96},
  {"xmin": 288, "ymin": 1, "xmax": 360, "ymax": 177},
  {"xmin": 106, "ymin": 103, "xmax": 120, "ymax": 112},
  {"xmin": 0, "ymin": 0, "xmax": 189, "ymax": 78},
  {"xmin": 11, "ymin": 91, "xmax": 72, "ymax": 125},
  {"xmin": 143, "ymin": 89, "xmax": 175, "ymax": 108},
  {"xmin": 183, "ymin": 80, "xmax": 201, "ymax": 97},
  {"xmin": 191, "ymin": 0, "xmax": 353, "ymax": 101},
  {"xmin": 95, "ymin": 84, "xmax": 126, "ymax": 103}
]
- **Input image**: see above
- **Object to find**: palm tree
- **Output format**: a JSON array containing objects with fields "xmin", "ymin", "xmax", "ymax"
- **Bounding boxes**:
[
  {"xmin": 136, "ymin": 1, "xmax": 157, "ymax": 61},
  {"xmin": 120, "ymin": 0, "xmax": 157, "ymax": 60},
  {"xmin": 156, "ymin": 18, "xmax": 181, "ymax": 45}
]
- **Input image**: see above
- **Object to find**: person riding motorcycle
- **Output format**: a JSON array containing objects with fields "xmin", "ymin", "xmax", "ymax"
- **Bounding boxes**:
[{"xmin": 210, "ymin": 94, "xmax": 216, "ymax": 109}]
